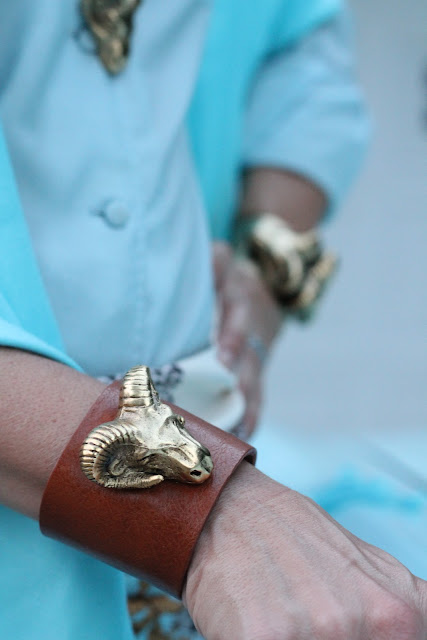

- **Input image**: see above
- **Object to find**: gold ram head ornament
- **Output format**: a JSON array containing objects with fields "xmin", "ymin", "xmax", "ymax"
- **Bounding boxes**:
[{"xmin": 80, "ymin": 366, "xmax": 213, "ymax": 489}]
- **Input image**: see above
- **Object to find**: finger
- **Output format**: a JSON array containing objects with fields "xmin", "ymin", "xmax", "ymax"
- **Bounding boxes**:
[
  {"xmin": 218, "ymin": 301, "xmax": 248, "ymax": 370},
  {"xmin": 243, "ymin": 391, "xmax": 261, "ymax": 437},
  {"xmin": 239, "ymin": 349, "xmax": 262, "ymax": 436},
  {"xmin": 212, "ymin": 242, "xmax": 233, "ymax": 292}
]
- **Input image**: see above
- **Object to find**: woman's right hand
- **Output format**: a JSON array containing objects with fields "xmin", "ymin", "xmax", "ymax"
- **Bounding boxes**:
[{"xmin": 185, "ymin": 462, "xmax": 427, "ymax": 640}]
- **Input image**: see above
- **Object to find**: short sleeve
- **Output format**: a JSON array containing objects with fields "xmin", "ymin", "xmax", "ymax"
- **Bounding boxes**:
[{"xmin": 242, "ymin": 8, "xmax": 371, "ymax": 215}]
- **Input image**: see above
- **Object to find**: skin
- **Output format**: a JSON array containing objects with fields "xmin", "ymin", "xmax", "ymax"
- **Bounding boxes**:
[
  {"xmin": 185, "ymin": 462, "xmax": 427, "ymax": 640},
  {"xmin": 216, "ymin": 168, "xmax": 326, "ymax": 434},
  {"xmin": 0, "ymin": 347, "xmax": 104, "ymax": 518},
  {"xmin": 214, "ymin": 242, "xmax": 282, "ymax": 434},
  {"xmin": 239, "ymin": 167, "xmax": 327, "ymax": 233}
]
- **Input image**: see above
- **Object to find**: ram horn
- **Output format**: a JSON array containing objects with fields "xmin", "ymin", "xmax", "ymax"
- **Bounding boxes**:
[
  {"xmin": 119, "ymin": 365, "xmax": 160, "ymax": 412},
  {"xmin": 80, "ymin": 421, "xmax": 136, "ymax": 486}
]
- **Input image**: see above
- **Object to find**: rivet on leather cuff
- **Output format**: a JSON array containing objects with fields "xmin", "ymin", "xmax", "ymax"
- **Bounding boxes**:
[{"xmin": 39, "ymin": 366, "xmax": 256, "ymax": 598}]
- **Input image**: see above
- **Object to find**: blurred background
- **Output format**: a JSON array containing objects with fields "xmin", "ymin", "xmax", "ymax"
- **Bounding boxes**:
[{"xmin": 263, "ymin": 0, "xmax": 427, "ymax": 438}]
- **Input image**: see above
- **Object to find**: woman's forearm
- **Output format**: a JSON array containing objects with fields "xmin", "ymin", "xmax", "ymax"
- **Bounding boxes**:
[
  {"xmin": 240, "ymin": 168, "xmax": 327, "ymax": 232},
  {"xmin": 0, "ymin": 347, "xmax": 104, "ymax": 519}
]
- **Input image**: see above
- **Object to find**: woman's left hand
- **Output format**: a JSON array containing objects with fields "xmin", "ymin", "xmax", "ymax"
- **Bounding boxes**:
[{"xmin": 213, "ymin": 241, "xmax": 283, "ymax": 436}]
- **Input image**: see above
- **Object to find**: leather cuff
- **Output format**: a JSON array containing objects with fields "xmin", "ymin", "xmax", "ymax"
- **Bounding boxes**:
[{"xmin": 39, "ymin": 381, "xmax": 256, "ymax": 598}]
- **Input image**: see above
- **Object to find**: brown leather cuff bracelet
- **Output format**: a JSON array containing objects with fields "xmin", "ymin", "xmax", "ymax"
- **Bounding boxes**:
[{"xmin": 39, "ymin": 369, "xmax": 256, "ymax": 598}]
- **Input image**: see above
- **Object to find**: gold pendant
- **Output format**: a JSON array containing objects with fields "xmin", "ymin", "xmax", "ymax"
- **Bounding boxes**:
[{"xmin": 81, "ymin": 0, "xmax": 142, "ymax": 74}]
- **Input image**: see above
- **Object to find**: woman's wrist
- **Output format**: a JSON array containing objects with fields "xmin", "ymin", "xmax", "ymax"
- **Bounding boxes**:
[
  {"xmin": 235, "ymin": 169, "xmax": 337, "ymax": 323},
  {"xmin": 183, "ymin": 462, "xmax": 285, "ymax": 610},
  {"xmin": 240, "ymin": 167, "xmax": 327, "ymax": 232}
]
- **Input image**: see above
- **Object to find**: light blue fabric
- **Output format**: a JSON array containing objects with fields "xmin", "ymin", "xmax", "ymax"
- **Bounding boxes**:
[
  {"xmin": 0, "ymin": 0, "xmax": 215, "ymax": 378},
  {"xmin": 189, "ymin": 1, "xmax": 370, "ymax": 239},
  {"xmin": 0, "ymin": 125, "xmax": 79, "ymax": 370},
  {"xmin": 0, "ymin": 510, "xmax": 134, "ymax": 640}
]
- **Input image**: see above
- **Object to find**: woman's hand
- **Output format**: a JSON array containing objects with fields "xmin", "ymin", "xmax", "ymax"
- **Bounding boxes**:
[
  {"xmin": 185, "ymin": 462, "xmax": 427, "ymax": 640},
  {"xmin": 213, "ymin": 242, "xmax": 282, "ymax": 435}
]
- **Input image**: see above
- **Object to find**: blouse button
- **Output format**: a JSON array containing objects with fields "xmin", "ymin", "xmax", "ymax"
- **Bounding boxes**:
[{"xmin": 102, "ymin": 199, "xmax": 130, "ymax": 228}]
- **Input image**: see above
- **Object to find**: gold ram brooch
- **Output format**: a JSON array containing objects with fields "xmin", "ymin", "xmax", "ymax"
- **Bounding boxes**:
[{"xmin": 80, "ymin": 365, "xmax": 213, "ymax": 489}]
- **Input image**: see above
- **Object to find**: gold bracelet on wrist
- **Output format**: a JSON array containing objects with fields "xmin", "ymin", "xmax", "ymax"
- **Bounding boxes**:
[{"xmin": 234, "ymin": 213, "xmax": 338, "ymax": 322}]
